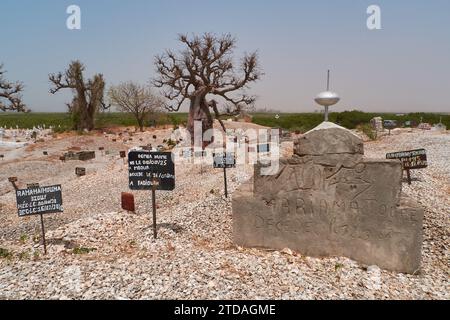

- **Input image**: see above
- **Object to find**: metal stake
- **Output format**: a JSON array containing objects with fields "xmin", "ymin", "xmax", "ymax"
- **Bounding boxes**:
[
  {"xmin": 151, "ymin": 182, "xmax": 157, "ymax": 239},
  {"xmin": 406, "ymin": 169, "xmax": 412, "ymax": 185},
  {"xmin": 223, "ymin": 166, "xmax": 228, "ymax": 198},
  {"xmin": 40, "ymin": 214, "xmax": 47, "ymax": 255}
]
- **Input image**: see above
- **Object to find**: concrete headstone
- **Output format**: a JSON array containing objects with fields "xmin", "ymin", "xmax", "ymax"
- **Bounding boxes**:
[{"xmin": 233, "ymin": 122, "xmax": 423, "ymax": 273}]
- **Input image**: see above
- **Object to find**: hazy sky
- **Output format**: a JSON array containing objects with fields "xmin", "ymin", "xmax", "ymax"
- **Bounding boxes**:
[{"xmin": 1, "ymin": 0, "xmax": 449, "ymax": 113}]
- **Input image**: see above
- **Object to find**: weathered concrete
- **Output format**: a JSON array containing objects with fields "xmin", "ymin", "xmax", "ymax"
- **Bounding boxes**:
[{"xmin": 233, "ymin": 122, "xmax": 423, "ymax": 273}]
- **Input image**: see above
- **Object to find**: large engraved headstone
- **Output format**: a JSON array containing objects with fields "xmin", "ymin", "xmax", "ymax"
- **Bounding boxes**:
[{"xmin": 233, "ymin": 122, "xmax": 423, "ymax": 273}]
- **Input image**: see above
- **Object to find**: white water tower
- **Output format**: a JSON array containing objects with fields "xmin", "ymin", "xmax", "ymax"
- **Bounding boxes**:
[{"xmin": 315, "ymin": 70, "xmax": 340, "ymax": 122}]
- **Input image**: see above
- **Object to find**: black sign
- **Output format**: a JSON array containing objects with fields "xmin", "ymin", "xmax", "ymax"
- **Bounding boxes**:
[
  {"xmin": 16, "ymin": 185, "xmax": 63, "ymax": 217},
  {"xmin": 128, "ymin": 151, "xmax": 175, "ymax": 191},
  {"xmin": 386, "ymin": 149, "xmax": 428, "ymax": 170},
  {"xmin": 213, "ymin": 152, "xmax": 236, "ymax": 169}
]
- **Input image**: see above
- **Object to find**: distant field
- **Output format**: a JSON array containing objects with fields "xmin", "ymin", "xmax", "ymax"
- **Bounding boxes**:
[
  {"xmin": 251, "ymin": 111, "xmax": 450, "ymax": 132},
  {"xmin": 0, "ymin": 112, "xmax": 188, "ymax": 131},
  {"xmin": 0, "ymin": 111, "xmax": 448, "ymax": 132}
]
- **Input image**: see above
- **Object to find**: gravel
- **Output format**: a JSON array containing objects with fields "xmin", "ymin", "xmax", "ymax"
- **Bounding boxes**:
[{"xmin": 0, "ymin": 128, "xmax": 449, "ymax": 300}]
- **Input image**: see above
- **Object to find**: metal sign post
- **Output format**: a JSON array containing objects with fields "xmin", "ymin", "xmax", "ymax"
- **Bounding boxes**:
[
  {"xmin": 128, "ymin": 151, "xmax": 175, "ymax": 240},
  {"xmin": 213, "ymin": 153, "xmax": 236, "ymax": 198},
  {"xmin": 151, "ymin": 178, "xmax": 158, "ymax": 239},
  {"xmin": 223, "ymin": 167, "xmax": 228, "ymax": 198},
  {"xmin": 386, "ymin": 149, "xmax": 428, "ymax": 185},
  {"xmin": 15, "ymin": 184, "xmax": 63, "ymax": 255},
  {"xmin": 40, "ymin": 214, "xmax": 47, "ymax": 254}
]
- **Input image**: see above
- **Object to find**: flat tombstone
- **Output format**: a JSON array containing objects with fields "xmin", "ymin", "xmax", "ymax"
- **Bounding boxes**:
[
  {"xmin": 16, "ymin": 185, "xmax": 63, "ymax": 217},
  {"xmin": 99, "ymin": 147, "xmax": 105, "ymax": 151},
  {"xmin": 128, "ymin": 151, "xmax": 175, "ymax": 191},
  {"xmin": 120, "ymin": 151, "xmax": 126, "ymax": 158},
  {"xmin": 213, "ymin": 152, "xmax": 236, "ymax": 169},
  {"xmin": 43, "ymin": 151, "xmax": 48, "ymax": 156},
  {"xmin": 386, "ymin": 149, "xmax": 428, "ymax": 170}
]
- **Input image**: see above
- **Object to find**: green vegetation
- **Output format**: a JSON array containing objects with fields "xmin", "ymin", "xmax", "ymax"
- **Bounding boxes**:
[
  {"xmin": 252, "ymin": 111, "xmax": 450, "ymax": 132},
  {"xmin": 0, "ymin": 112, "xmax": 188, "ymax": 131},
  {"xmin": 0, "ymin": 248, "xmax": 13, "ymax": 259},
  {"xmin": 19, "ymin": 234, "xmax": 28, "ymax": 244},
  {"xmin": 359, "ymin": 124, "xmax": 378, "ymax": 141},
  {"xmin": 1, "ymin": 110, "xmax": 448, "ymax": 133},
  {"xmin": 72, "ymin": 247, "xmax": 97, "ymax": 255}
]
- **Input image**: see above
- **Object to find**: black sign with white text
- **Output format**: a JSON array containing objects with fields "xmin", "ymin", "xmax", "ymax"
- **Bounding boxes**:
[
  {"xmin": 16, "ymin": 185, "xmax": 63, "ymax": 217},
  {"xmin": 386, "ymin": 149, "xmax": 428, "ymax": 170},
  {"xmin": 128, "ymin": 151, "xmax": 175, "ymax": 191}
]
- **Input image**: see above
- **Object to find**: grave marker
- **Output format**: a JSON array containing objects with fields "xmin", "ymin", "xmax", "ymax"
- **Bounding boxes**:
[
  {"xmin": 128, "ymin": 151, "xmax": 175, "ymax": 239},
  {"xmin": 15, "ymin": 185, "xmax": 64, "ymax": 254},
  {"xmin": 386, "ymin": 149, "xmax": 428, "ymax": 184},
  {"xmin": 75, "ymin": 167, "xmax": 86, "ymax": 177},
  {"xmin": 213, "ymin": 152, "xmax": 236, "ymax": 198},
  {"xmin": 121, "ymin": 192, "xmax": 135, "ymax": 212},
  {"xmin": 8, "ymin": 177, "xmax": 18, "ymax": 190},
  {"xmin": 233, "ymin": 122, "xmax": 424, "ymax": 273}
]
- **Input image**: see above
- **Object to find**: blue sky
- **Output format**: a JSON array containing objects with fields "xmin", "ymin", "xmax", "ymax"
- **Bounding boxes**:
[{"xmin": 1, "ymin": 0, "xmax": 449, "ymax": 112}]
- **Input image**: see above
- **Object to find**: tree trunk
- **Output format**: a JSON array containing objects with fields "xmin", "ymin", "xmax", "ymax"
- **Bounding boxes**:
[
  {"xmin": 187, "ymin": 95, "xmax": 213, "ymax": 146},
  {"xmin": 138, "ymin": 118, "xmax": 144, "ymax": 132}
]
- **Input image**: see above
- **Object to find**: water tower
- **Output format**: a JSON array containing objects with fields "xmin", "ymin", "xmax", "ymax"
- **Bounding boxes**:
[{"xmin": 314, "ymin": 70, "xmax": 340, "ymax": 122}]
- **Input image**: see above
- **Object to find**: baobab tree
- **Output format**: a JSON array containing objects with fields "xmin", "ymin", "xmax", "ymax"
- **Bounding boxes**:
[
  {"xmin": 108, "ymin": 82, "xmax": 164, "ymax": 132},
  {"xmin": 0, "ymin": 64, "xmax": 27, "ymax": 112},
  {"xmin": 154, "ymin": 33, "xmax": 262, "ymax": 141},
  {"xmin": 49, "ymin": 61, "xmax": 109, "ymax": 131}
]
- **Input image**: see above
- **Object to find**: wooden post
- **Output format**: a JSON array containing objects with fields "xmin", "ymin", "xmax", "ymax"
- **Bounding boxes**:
[{"xmin": 40, "ymin": 214, "xmax": 47, "ymax": 255}]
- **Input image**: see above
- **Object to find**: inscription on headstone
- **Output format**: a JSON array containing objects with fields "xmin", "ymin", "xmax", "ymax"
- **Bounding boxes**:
[{"xmin": 233, "ymin": 122, "xmax": 424, "ymax": 273}]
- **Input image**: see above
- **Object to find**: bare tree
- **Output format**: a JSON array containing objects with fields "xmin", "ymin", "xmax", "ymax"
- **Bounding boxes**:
[
  {"xmin": 154, "ymin": 33, "xmax": 262, "ymax": 142},
  {"xmin": 108, "ymin": 82, "xmax": 164, "ymax": 132},
  {"xmin": 0, "ymin": 64, "xmax": 27, "ymax": 112},
  {"xmin": 49, "ymin": 60, "xmax": 109, "ymax": 131}
]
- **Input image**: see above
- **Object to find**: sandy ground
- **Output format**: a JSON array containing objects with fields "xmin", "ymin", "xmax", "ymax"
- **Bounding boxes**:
[{"xmin": 0, "ymin": 126, "xmax": 448, "ymax": 300}]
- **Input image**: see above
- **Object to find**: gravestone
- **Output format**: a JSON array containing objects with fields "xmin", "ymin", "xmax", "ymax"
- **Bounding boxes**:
[{"xmin": 233, "ymin": 122, "xmax": 423, "ymax": 273}]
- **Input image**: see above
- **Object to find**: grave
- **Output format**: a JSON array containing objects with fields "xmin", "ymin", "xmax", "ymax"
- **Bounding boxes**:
[
  {"xmin": 232, "ymin": 122, "xmax": 424, "ymax": 273},
  {"xmin": 63, "ymin": 151, "xmax": 96, "ymax": 161}
]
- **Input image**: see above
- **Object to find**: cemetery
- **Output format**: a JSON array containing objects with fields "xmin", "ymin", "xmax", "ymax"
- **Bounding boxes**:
[
  {"xmin": 0, "ymin": 3, "xmax": 448, "ymax": 303},
  {"xmin": 0, "ymin": 119, "xmax": 448, "ymax": 299}
]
